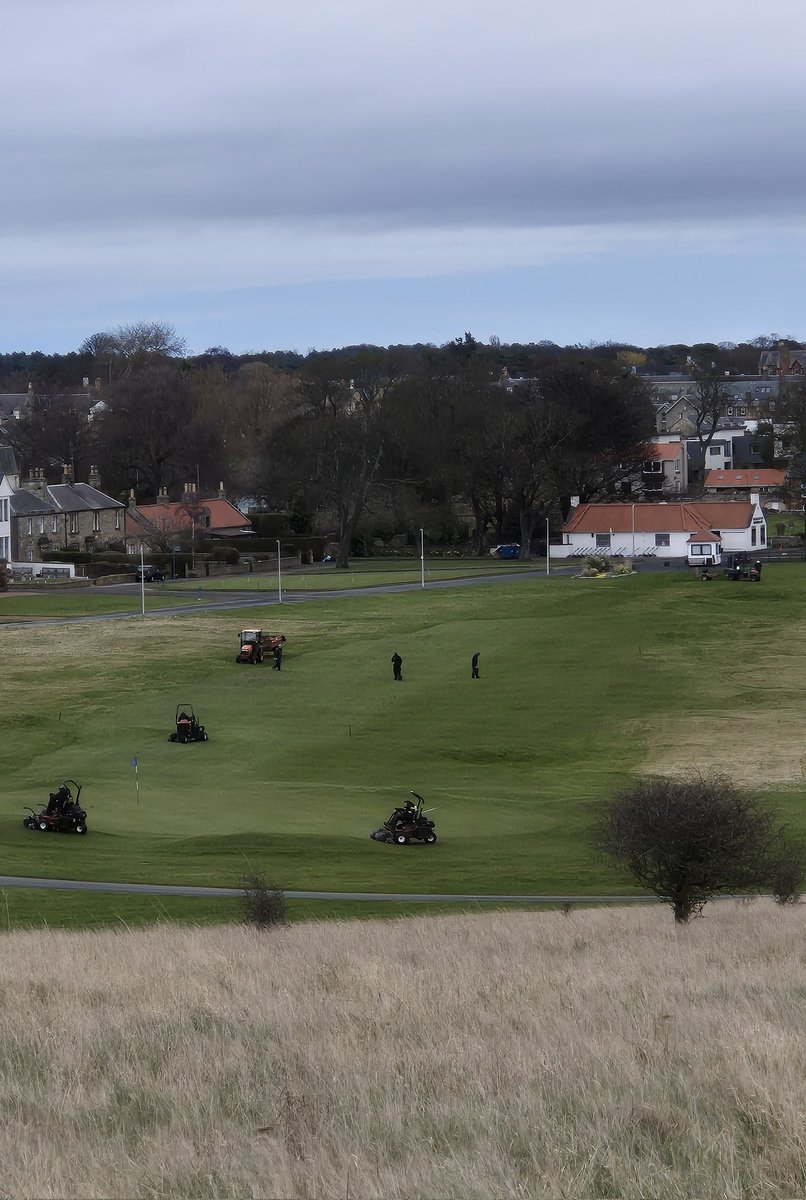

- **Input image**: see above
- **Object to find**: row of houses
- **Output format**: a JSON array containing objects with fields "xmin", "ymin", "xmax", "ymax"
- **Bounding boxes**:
[{"xmin": 0, "ymin": 451, "xmax": 251, "ymax": 567}]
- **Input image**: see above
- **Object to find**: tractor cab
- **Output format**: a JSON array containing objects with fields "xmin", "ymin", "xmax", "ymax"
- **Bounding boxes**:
[{"xmin": 236, "ymin": 629, "xmax": 286, "ymax": 664}]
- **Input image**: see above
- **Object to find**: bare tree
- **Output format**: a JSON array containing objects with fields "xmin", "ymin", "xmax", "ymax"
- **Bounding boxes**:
[
  {"xmin": 597, "ymin": 774, "xmax": 794, "ymax": 923},
  {"xmin": 688, "ymin": 360, "xmax": 732, "ymax": 494}
]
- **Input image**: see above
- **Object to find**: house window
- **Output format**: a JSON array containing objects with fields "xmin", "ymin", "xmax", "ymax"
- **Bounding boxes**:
[
  {"xmin": 751, "ymin": 527, "xmax": 757, "ymax": 546},
  {"xmin": 655, "ymin": 534, "xmax": 670, "ymax": 547},
  {"xmin": 28, "ymin": 549, "xmax": 34, "ymax": 562},
  {"xmin": 739, "ymin": 407, "xmax": 747, "ymax": 416},
  {"xmin": 595, "ymin": 534, "xmax": 611, "ymax": 549},
  {"xmin": 69, "ymin": 513, "xmax": 78, "ymax": 535},
  {"xmin": 51, "ymin": 514, "xmax": 57, "ymax": 533},
  {"xmin": 27, "ymin": 518, "xmax": 32, "ymax": 535},
  {"xmin": 727, "ymin": 407, "xmax": 734, "ymax": 416},
  {"xmin": 643, "ymin": 461, "xmax": 663, "ymax": 474},
  {"xmin": 39, "ymin": 516, "xmax": 44, "ymax": 534},
  {"xmin": 93, "ymin": 511, "xmax": 100, "ymax": 532},
  {"xmin": 708, "ymin": 446, "xmax": 722, "ymax": 456},
  {"xmin": 115, "ymin": 509, "xmax": 121, "ymax": 530},
  {"xmin": 761, "ymin": 526, "xmax": 766, "ymax": 545}
]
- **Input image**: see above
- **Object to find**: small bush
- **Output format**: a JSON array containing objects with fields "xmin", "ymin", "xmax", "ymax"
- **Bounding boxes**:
[
  {"xmin": 584, "ymin": 554, "xmax": 611, "ymax": 573},
  {"xmin": 770, "ymin": 838, "xmax": 806, "ymax": 905},
  {"xmin": 241, "ymin": 870, "xmax": 288, "ymax": 929},
  {"xmin": 0, "ymin": 558, "xmax": 7, "ymax": 591}
]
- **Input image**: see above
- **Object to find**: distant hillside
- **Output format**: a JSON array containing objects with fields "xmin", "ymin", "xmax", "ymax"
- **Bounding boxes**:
[{"xmin": 1, "ymin": 904, "xmax": 804, "ymax": 1199}]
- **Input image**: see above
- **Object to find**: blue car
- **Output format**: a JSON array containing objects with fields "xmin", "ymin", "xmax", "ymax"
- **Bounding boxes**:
[{"xmin": 490, "ymin": 544, "xmax": 521, "ymax": 560}]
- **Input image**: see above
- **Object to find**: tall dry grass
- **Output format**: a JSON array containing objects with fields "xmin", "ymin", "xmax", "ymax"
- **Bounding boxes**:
[{"xmin": 2, "ymin": 903, "xmax": 806, "ymax": 1199}]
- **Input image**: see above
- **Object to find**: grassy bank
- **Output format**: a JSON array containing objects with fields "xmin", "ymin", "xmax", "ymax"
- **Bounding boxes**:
[{"xmin": 1, "ymin": 903, "xmax": 804, "ymax": 1199}]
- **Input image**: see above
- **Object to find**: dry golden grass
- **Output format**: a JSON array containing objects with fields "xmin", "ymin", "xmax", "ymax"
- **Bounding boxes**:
[{"xmin": 2, "ymin": 904, "xmax": 806, "ymax": 1199}]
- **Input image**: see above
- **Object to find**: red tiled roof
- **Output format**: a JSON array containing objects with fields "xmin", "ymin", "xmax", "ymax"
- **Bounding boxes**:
[
  {"xmin": 563, "ymin": 501, "xmax": 755, "ymax": 535},
  {"xmin": 132, "ymin": 498, "xmax": 253, "ymax": 536},
  {"xmin": 704, "ymin": 469, "xmax": 786, "ymax": 488},
  {"xmin": 645, "ymin": 442, "xmax": 683, "ymax": 461}
]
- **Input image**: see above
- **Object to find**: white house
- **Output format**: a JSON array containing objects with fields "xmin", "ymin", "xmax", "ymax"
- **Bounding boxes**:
[
  {"xmin": 0, "ymin": 473, "xmax": 13, "ymax": 562},
  {"xmin": 555, "ymin": 496, "xmax": 767, "ymax": 567}
]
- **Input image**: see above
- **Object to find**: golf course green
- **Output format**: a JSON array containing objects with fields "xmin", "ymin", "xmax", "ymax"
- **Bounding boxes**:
[{"xmin": 2, "ymin": 565, "xmax": 805, "ymax": 924}]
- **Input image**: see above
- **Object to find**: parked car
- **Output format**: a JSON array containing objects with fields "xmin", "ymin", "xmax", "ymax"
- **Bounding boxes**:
[
  {"xmin": 135, "ymin": 564, "xmax": 165, "ymax": 582},
  {"xmin": 489, "ymin": 544, "xmax": 521, "ymax": 560}
]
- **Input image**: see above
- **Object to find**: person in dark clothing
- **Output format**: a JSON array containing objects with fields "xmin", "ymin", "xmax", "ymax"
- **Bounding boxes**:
[
  {"xmin": 753, "ymin": 560, "xmax": 763, "ymax": 581},
  {"xmin": 391, "ymin": 652, "xmax": 403, "ymax": 681},
  {"xmin": 46, "ymin": 783, "xmax": 70, "ymax": 816},
  {"xmin": 471, "ymin": 651, "xmax": 480, "ymax": 679},
  {"xmin": 273, "ymin": 644, "xmax": 283, "ymax": 671}
]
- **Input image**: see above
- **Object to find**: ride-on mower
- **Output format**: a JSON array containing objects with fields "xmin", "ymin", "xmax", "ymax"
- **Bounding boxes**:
[
  {"xmin": 168, "ymin": 704, "xmax": 208, "ymax": 743},
  {"xmin": 23, "ymin": 779, "xmax": 88, "ymax": 835},
  {"xmin": 370, "ymin": 791, "xmax": 437, "ymax": 845},
  {"xmin": 236, "ymin": 629, "xmax": 286, "ymax": 664}
]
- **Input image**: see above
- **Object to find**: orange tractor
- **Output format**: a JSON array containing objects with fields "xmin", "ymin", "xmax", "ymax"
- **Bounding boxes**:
[{"xmin": 236, "ymin": 628, "xmax": 286, "ymax": 664}]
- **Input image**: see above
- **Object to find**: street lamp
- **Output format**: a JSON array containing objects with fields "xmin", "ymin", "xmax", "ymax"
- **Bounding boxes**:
[
  {"xmin": 420, "ymin": 528, "xmax": 425, "ymax": 588},
  {"xmin": 139, "ymin": 542, "xmax": 145, "ymax": 617},
  {"xmin": 276, "ymin": 538, "xmax": 282, "ymax": 603}
]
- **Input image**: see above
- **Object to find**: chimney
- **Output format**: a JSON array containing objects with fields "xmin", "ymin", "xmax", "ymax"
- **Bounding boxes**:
[
  {"xmin": 94, "ymin": 377, "xmax": 102, "ymax": 392},
  {"xmin": 127, "ymin": 489, "xmax": 137, "ymax": 510},
  {"xmin": 750, "ymin": 492, "xmax": 760, "ymax": 509},
  {"xmin": 778, "ymin": 340, "xmax": 791, "ymax": 377},
  {"xmin": 27, "ymin": 381, "xmax": 34, "ymax": 401},
  {"xmin": 25, "ymin": 467, "xmax": 47, "ymax": 498},
  {"xmin": 61, "ymin": 463, "xmax": 73, "ymax": 485},
  {"xmin": 88, "ymin": 464, "xmax": 101, "ymax": 490},
  {"xmin": 157, "ymin": 487, "xmax": 170, "ymax": 507},
  {"xmin": 218, "ymin": 480, "xmax": 226, "ymax": 499},
  {"xmin": 82, "ymin": 376, "xmax": 90, "ymax": 389},
  {"xmin": 570, "ymin": 496, "xmax": 580, "ymax": 508}
]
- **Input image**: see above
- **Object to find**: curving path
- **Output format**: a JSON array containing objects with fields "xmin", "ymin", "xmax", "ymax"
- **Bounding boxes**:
[{"xmin": 0, "ymin": 873, "xmax": 654, "ymax": 904}]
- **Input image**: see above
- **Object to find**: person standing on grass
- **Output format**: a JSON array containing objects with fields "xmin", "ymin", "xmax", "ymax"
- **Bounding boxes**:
[
  {"xmin": 471, "ymin": 651, "xmax": 480, "ymax": 679},
  {"xmin": 391, "ymin": 652, "xmax": 403, "ymax": 681},
  {"xmin": 273, "ymin": 644, "xmax": 283, "ymax": 671}
]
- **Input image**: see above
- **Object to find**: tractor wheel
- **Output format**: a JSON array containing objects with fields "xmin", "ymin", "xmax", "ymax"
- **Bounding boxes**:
[
  {"xmin": 424, "ymin": 832, "xmax": 437, "ymax": 844},
  {"xmin": 395, "ymin": 833, "xmax": 408, "ymax": 845},
  {"xmin": 38, "ymin": 820, "xmax": 49, "ymax": 831},
  {"xmin": 75, "ymin": 823, "xmax": 87, "ymax": 835},
  {"xmin": 235, "ymin": 656, "xmax": 242, "ymax": 663}
]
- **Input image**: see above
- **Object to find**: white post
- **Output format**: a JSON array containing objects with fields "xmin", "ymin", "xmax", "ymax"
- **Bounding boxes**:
[
  {"xmin": 276, "ymin": 538, "xmax": 282, "ymax": 604},
  {"xmin": 139, "ymin": 542, "xmax": 145, "ymax": 617},
  {"xmin": 420, "ymin": 528, "xmax": 425, "ymax": 588},
  {"xmin": 546, "ymin": 517, "xmax": 550, "ymax": 577},
  {"xmin": 631, "ymin": 504, "xmax": 636, "ymax": 559}
]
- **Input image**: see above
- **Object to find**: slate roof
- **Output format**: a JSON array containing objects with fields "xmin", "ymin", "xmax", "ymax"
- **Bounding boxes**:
[
  {"xmin": 563, "ymin": 501, "xmax": 755, "ymax": 535},
  {"xmin": 47, "ymin": 483, "xmax": 124, "ymax": 512},
  {"xmin": 10, "ymin": 482, "xmax": 124, "ymax": 516},
  {"xmin": 0, "ymin": 445, "xmax": 18, "ymax": 477},
  {"xmin": 10, "ymin": 490, "xmax": 53, "ymax": 516}
]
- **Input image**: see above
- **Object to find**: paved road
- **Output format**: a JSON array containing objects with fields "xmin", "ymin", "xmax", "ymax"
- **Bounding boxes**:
[
  {"xmin": 0, "ymin": 874, "xmax": 655, "ymax": 904},
  {"xmin": 1, "ymin": 567, "xmax": 563, "ymax": 627}
]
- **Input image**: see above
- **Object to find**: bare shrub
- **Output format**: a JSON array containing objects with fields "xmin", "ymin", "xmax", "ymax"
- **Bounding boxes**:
[
  {"xmin": 0, "ymin": 559, "xmax": 7, "ymax": 592},
  {"xmin": 240, "ymin": 869, "xmax": 288, "ymax": 928},
  {"xmin": 597, "ymin": 773, "xmax": 783, "ymax": 923},
  {"xmin": 770, "ymin": 836, "xmax": 806, "ymax": 905}
]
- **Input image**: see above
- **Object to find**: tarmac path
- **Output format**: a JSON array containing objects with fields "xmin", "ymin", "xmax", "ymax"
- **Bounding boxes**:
[{"xmin": 0, "ymin": 874, "xmax": 654, "ymax": 904}]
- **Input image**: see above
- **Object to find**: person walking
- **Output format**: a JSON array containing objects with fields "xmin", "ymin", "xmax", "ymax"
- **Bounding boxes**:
[
  {"xmin": 273, "ymin": 644, "xmax": 283, "ymax": 671},
  {"xmin": 471, "ymin": 651, "xmax": 480, "ymax": 679},
  {"xmin": 391, "ymin": 652, "xmax": 403, "ymax": 681}
]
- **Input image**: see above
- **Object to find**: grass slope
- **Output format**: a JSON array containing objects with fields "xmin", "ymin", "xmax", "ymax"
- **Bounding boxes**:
[
  {"xmin": 1, "ymin": 903, "xmax": 805, "ymax": 1199},
  {"xmin": 2, "ymin": 567, "xmax": 806, "ymax": 905}
]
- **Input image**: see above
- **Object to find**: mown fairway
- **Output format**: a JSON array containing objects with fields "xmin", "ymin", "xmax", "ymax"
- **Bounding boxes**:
[{"xmin": 2, "ymin": 566, "xmax": 806, "ymax": 903}]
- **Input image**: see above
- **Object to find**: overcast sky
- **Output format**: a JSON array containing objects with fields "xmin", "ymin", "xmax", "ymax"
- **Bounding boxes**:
[{"xmin": 2, "ymin": 0, "xmax": 805, "ymax": 355}]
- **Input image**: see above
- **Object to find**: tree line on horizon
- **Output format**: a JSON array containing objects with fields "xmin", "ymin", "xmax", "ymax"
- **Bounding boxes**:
[{"xmin": 2, "ymin": 323, "xmax": 805, "ymax": 566}]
